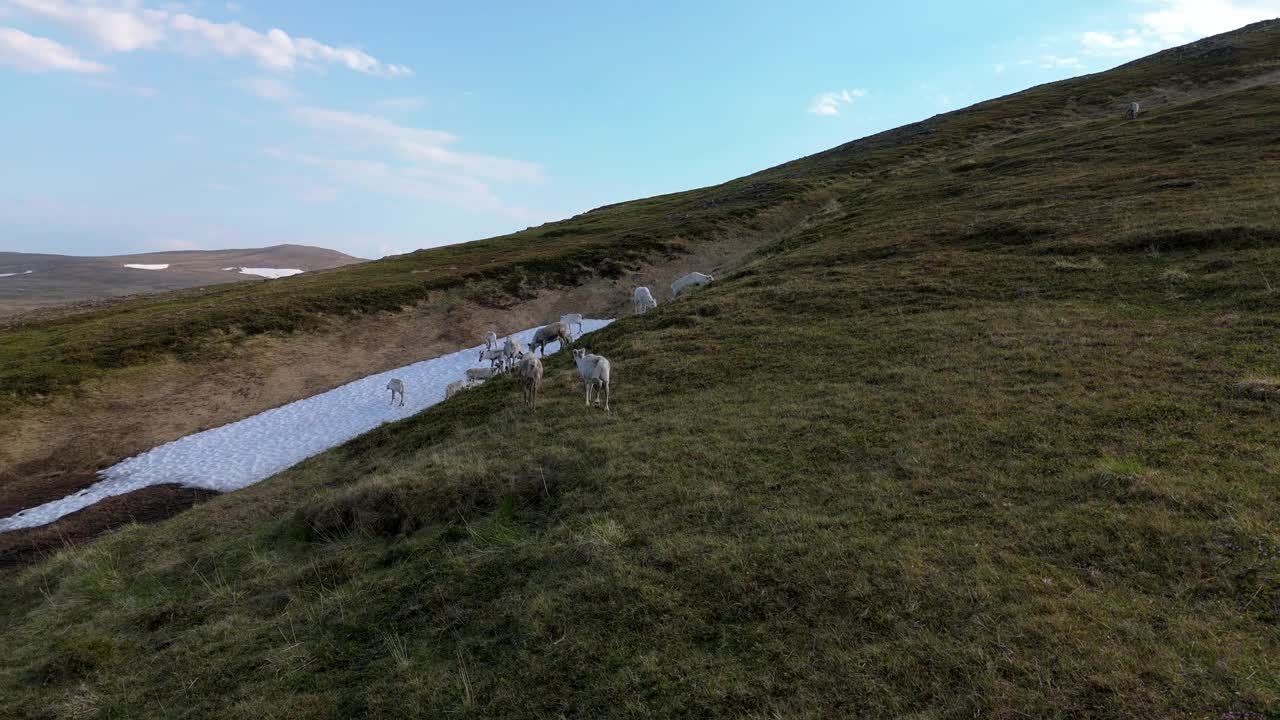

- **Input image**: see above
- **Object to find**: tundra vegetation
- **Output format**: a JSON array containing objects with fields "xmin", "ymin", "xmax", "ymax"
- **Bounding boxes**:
[{"xmin": 2, "ymin": 22, "xmax": 1280, "ymax": 719}]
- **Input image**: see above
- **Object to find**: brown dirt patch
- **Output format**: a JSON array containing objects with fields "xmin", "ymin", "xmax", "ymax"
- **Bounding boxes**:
[{"xmin": 0, "ymin": 484, "xmax": 218, "ymax": 575}]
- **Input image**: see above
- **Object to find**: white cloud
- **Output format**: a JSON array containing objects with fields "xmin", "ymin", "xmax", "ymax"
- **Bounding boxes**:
[
  {"xmin": 224, "ymin": 2, "xmax": 240, "ymax": 13},
  {"xmin": 204, "ymin": 182, "xmax": 231, "ymax": 191},
  {"xmin": 807, "ymin": 88, "xmax": 867, "ymax": 116},
  {"xmin": 288, "ymin": 106, "xmax": 544, "ymax": 184},
  {"xmin": 0, "ymin": 26, "xmax": 109, "ymax": 72},
  {"xmin": 993, "ymin": 63, "xmax": 1007, "ymax": 74},
  {"xmin": 236, "ymin": 75, "xmax": 297, "ymax": 101},
  {"xmin": 1138, "ymin": 0, "xmax": 1280, "ymax": 38},
  {"xmin": 258, "ymin": 106, "xmax": 545, "ymax": 223},
  {"xmin": 1079, "ymin": 0, "xmax": 1280, "ymax": 59},
  {"xmin": 290, "ymin": 106, "xmax": 456, "ymax": 146},
  {"xmin": 8, "ymin": 0, "xmax": 411, "ymax": 76},
  {"xmin": 10, "ymin": 0, "xmax": 166, "ymax": 52},
  {"xmin": 1039, "ymin": 54, "xmax": 1085, "ymax": 70},
  {"xmin": 295, "ymin": 152, "xmax": 500, "ymax": 210},
  {"xmin": 266, "ymin": 148, "xmax": 543, "ymax": 224},
  {"xmin": 1080, "ymin": 30, "xmax": 1147, "ymax": 54}
]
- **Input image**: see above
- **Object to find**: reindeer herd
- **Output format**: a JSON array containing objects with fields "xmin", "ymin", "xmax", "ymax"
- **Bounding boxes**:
[{"xmin": 385, "ymin": 271, "xmax": 715, "ymax": 413}]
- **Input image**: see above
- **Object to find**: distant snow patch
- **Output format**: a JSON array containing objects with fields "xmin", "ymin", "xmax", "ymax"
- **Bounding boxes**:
[
  {"xmin": 238, "ymin": 267, "xmax": 303, "ymax": 279},
  {"xmin": 124, "ymin": 263, "xmax": 169, "ymax": 270},
  {"xmin": 0, "ymin": 270, "xmax": 33, "ymax": 278}
]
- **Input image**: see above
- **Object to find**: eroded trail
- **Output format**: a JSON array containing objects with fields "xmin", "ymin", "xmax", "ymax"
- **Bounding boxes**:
[{"xmin": 0, "ymin": 319, "xmax": 613, "ymax": 532}]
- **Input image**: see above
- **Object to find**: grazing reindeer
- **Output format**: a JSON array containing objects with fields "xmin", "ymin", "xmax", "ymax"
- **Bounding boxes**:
[
  {"xmin": 465, "ymin": 367, "xmax": 495, "ymax": 384},
  {"xmin": 478, "ymin": 347, "xmax": 506, "ymax": 372},
  {"xmin": 386, "ymin": 378, "xmax": 406, "ymax": 407},
  {"xmin": 671, "ymin": 272, "xmax": 714, "ymax": 299},
  {"xmin": 530, "ymin": 321, "xmax": 573, "ymax": 356},
  {"xmin": 518, "ymin": 354, "xmax": 543, "ymax": 409},
  {"xmin": 572, "ymin": 348, "xmax": 611, "ymax": 412},
  {"xmin": 1127, "ymin": 101, "xmax": 1140, "ymax": 120},
  {"xmin": 560, "ymin": 313, "xmax": 584, "ymax": 336},
  {"xmin": 633, "ymin": 286, "xmax": 657, "ymax": 314},
  {"xmin": 503, "ymin": 336, "xmax": 525, "ymax": 370}
]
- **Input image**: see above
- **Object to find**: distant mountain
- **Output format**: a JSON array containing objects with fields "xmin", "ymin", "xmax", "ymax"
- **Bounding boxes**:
[{"xmin": 0, "ymin": 244, "xmax": 365, "ymax": 316}]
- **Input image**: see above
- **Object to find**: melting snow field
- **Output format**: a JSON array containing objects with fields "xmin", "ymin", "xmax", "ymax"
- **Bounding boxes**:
[
  {"xmin": 0, "ymin": 270, "xmax": 33, "ymax": 278},
  {"xmin": 0, "ymin": 318, "xmax": 614, "ymax": 532},
  {"xmin": 238, "ymin": 267, "xmax": 304, "ymax": 279},
  {"xmin": 124, "ymin": 263, "xmax": 169, "ymax": 270}
]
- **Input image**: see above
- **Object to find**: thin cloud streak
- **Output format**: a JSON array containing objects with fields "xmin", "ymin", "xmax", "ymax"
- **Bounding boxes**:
[
  {"xmin": 0, "ymin": 25, "xmax": 109, "ymax": 72},
  {"xmin": 8, "ymin": 0, "xmax": 412, "ymax": 76},
  {"xmin": 807, "ymin": 88, "xmax": 866, "ymax": 116}
]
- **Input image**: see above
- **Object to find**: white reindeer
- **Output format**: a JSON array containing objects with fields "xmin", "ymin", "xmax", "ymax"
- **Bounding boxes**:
[
  {"xmin": 445, "ymin": 379, "xmax": 467, "ymax": 399},
  {"xmin": 502, "ymin": 336, "xmax": 525, "ymax": 370},
  {"xmin": 518, "ymin": 354, "xmax": 544, "ymax": 409},
  {"xmin": 483, "ymin": 330, "xmax": 498, "ymax": 351},
  {"xmin": 465, "ymin": 367, "xmax": 495, "ymax": 384},
  {"xmin": 386, "ymin": 378, "xmax": 406, "ymax": 407},
  {"xmin": 530, "ymin": 321, "xmax": 573, "ymax": 357},
  {"xmin": 633, "ymin": 286, "xmax": 657, "ymax": 314},
  {"xmin": 671, "ymin": 272, "xmax": 714, "ymax": 299},
  {"xmin": 560, "ymin": 313, "xmax": 584, "ymax": 336},
  {"xmin": 1127, "ymin": 101, "xmax": 1140, "ymax": 120},
  {"xmin": 572, "ymin": 348, "xmax": 611, "ymax": 412},
  {"xmin": 478, "ymin": 347, "xmax": 506, "ymax": 372}
]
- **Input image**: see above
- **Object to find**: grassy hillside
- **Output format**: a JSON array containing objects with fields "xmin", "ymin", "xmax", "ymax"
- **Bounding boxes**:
[
  {"xmin": 2, "ymin": 21, "xmax": 1280, "ymax": 719},
  {"xmin": 5, "ymin": 18, "xmax": 1277, "ymax": 406}
]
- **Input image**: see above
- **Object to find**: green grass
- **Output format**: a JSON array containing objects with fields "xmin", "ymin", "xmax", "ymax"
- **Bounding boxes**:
[{"xmin": 2, "ymin": 20, "xmax": 1280, "ymax": 720}]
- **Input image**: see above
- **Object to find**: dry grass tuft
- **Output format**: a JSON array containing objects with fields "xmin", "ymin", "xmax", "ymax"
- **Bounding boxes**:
[
  {"xmin": 575, "ymin": 516, "xmax": 628, "ymax": 558},
  {"xmin": 1051, "ymin": 257, "xmax": 1105, "ymax": 272},
  {"xmin": 1232, "ymin": 377, "xmax": 1280, "ymax": 401}
]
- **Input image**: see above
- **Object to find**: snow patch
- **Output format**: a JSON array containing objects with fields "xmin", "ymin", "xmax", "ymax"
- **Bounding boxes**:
[
  {"xmin": 0, "ymin": 318, "xmax": 614, "ymax": 532},
  {"xmin": 0, "ymin": 270, "xmax": 33, "ymax": 278},
  {"xmin": 238, "ymin": 267, "xmax": 304, "ymax": 279},
  {"xmin": 124, "ymin": 263, "xmax": 169, "ymax": 270}
]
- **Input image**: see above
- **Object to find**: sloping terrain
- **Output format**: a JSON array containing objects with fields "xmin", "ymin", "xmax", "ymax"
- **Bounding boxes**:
[
  {"xmin": 1, "ymin": 21, "xmax": 1279, "ymax": 719},
  {"xmin": 0, "ymin": 244, "xmax": 363, "ymax": 317},
  {"xmin": 0, "ymin": 233, "xmax": 752, "ymax": 570}
]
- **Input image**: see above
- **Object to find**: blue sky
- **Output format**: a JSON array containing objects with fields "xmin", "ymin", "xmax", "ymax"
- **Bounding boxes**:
[{"xmin": 1, "ymin": 0, "xmax": 1277, "ymax": 259}]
